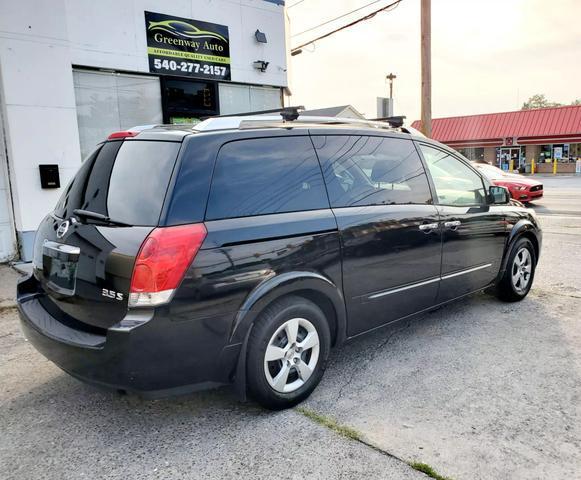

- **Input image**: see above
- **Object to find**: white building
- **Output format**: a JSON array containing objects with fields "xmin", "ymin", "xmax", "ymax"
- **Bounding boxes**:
[{"xmin": 0, "ymin": 0, "xmax": 288, "ymax": 261}]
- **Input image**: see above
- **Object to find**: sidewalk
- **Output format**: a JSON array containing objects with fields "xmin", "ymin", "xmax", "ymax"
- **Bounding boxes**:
[
  {"xmin": 521, "ymin": 173, "xmax": 580, "ymax": 177},
  {"xmin": 0, "ymin": 265, "xmax": 23, "ymax": 309}
]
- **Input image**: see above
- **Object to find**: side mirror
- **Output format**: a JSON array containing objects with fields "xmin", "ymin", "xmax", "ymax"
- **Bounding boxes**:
[{"xmin": 489, "ymin": 185, "xmax": 510, "ymax": 204}]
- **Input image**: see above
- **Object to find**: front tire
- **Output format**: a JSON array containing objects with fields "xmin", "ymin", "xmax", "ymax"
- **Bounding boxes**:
[
  {"xmin": 246, "ymin": 296, "xmax": 331, "ymax": 410},
  {"xmin": 495, "ymin": 237, "xmax": 536, "ymax": 302}
]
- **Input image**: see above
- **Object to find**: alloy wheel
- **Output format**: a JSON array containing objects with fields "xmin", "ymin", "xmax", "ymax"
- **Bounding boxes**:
[
  {"xmin": 511, "ymin": 247, "xmax": 532, "ymax": 294},
  {"xmin": 263, "ymin": 317, "xmax": 320, "ymax": 393}
]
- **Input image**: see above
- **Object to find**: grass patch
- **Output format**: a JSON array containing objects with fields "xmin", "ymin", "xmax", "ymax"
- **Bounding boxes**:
[
  {"xmin": 296, "ymin": 407, "xmax": 362, "ymax": 441},
  {"xmin": 409, "ymin": 462, "xmax": 453, "ymax": 480},
  {"xmin": 297, "ymin": 407, "xmax": 454, "ymax": 480}
]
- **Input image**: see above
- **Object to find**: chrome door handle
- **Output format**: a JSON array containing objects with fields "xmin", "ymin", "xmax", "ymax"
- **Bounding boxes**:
[
  {"xmin": 419, "ymin": 222, "xmax": 439, "ymax": 232},
  {"xmin": 444, "ymin": 220, "xmax": 461, "ymax": 229}
]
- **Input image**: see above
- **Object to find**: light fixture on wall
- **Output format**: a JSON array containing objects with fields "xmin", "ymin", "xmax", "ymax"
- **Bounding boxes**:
[
  {"xmin": 253, "ymin": 60, "xmax": 269, "ymax": 72},
  {"xmin": 255, "ymin": 29, "xmax": 267, "ymax": 43}
]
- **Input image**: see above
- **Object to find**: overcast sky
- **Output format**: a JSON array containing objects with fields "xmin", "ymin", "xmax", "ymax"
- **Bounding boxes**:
[{"xmin": 287, "ymin": 0, "xmax": 581, "ymax": 122}]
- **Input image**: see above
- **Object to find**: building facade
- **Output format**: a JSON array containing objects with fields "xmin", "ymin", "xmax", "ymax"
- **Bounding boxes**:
[
  {"xmin": 412, "ymin": 105, "xmax": 581, "ymax": 173},
  {"xmin": 0, "ymin": 0, "xmax": 288, "ymax": 261}
]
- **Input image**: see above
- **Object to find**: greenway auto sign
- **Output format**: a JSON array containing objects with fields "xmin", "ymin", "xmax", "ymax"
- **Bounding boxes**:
[{"xmin": 145, "ymin": 11, "xmax": 230, "ymax": 80}]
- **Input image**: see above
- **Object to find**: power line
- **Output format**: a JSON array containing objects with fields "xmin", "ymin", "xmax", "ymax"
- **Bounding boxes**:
[
  {"xmin": 291, "ymin": 0, "xmax": 403, "ymax": 53},
  {"xmin": 287, "ymin": 0, "xmax": 306, "ymax": 8},
  {"xmin": 292, "ymin": 0, "xmax": 388, "ymax": 37}
]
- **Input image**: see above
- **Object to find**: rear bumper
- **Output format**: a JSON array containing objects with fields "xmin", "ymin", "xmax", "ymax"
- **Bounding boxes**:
[{"xmin": 17, "ymin": 274, "xmax": 241, "ymax": 397}]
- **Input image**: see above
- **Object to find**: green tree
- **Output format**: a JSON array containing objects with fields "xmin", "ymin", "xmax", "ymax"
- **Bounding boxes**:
[
  {"xmin": 571, "ymin": 99, "xmax": 581, "ymax": 106},
  {"xmin": 521, "ymin": 94, "xmax": 562, "ymax": 110}
]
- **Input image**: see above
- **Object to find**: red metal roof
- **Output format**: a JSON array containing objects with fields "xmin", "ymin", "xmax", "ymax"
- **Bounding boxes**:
[{"xmin": 411, "ymin": 105, "xmax": 581, "ymax": 147}]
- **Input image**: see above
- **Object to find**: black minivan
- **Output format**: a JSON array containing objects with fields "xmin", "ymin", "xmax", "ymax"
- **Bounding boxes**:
[{"xmin": 17, "ymin": 114, "xmax": 542, "ymax": 409}]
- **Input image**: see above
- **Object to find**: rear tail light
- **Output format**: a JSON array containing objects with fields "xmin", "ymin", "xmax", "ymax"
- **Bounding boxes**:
[{"xmin": 129, "ymin": 224, "xmax": 207, "ymax": 307}]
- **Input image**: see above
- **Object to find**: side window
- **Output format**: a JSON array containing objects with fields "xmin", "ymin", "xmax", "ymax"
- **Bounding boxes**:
[
  {"xmin": 419, "ymin": 145, "xmax": 486, "ymax": 206},
  {"xmin": 206, "ymin": 136, "xmax": 329, "ymax": 220},
  {"xmin": 314, "ymin": 135, "xmax": 433, "ymax": 207}
]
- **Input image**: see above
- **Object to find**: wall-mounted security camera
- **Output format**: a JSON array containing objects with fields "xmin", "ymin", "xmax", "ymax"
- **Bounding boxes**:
[
  {"xmin": 253, "ymin": 60, "xmax": 269, "ymax": 72},
  {"xmin": 255, "ymin": 30, "xmax": 267, "ymax": 43}
]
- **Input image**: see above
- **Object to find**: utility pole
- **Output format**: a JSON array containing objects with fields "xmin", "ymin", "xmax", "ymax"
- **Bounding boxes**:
[
  {"xmin": 420, "ymin": 0, "xmax": 431, "ymax": 137},
  {"xmin": 386, "ymin": 72, "xmax": 397, "ymax": 100}
]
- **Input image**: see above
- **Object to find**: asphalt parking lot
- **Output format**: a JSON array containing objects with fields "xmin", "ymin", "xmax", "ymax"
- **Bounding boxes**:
[{"xmin": 1, "ymin": 174, "xmax": 580, "ymax": 480}]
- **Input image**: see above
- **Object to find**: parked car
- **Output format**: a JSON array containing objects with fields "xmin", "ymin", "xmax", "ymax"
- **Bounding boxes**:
[
  {"xmin": 472, "ymin": 163, "xmax": 543, "ymax": 203},
  {"xmin": 17, "ymin": 114, "xmax": 542, "ymax": 410}
]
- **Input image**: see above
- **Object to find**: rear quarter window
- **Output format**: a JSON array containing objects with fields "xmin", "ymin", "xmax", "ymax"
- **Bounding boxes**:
[{"xmin": 205, "ymin": 136, "xmax": 329, "ymax": 220}]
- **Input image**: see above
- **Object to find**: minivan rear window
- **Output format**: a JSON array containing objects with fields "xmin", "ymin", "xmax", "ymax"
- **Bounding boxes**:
[{"xmin": 54, "ymin": 140, "xmax": 180, "ymax": 225}]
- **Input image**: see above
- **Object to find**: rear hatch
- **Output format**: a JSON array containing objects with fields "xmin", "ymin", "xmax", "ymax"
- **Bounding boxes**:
[{"xmin": 33, "ymin": 139, "xmax": 182, "ymax": 329}]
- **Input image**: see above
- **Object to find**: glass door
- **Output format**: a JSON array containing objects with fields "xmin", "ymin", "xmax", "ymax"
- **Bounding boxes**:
[
  {"xmin": 161, "ymin": 78, "xmax": 219, "ymax": 125},
  {"xmin": 499, "ymin": 148, "xmax": 511, "ymax": 170},
  {"xmin": 510, "ymin": 148, "xmax": 521, "ymax": 171},
  {"xmin": 500, "ymin": 147, "xmax": 521, "ymax": 171}
]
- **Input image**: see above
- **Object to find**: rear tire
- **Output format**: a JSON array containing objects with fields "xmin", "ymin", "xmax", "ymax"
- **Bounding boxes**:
[
  {"xmin": 246, "ymin": 296, "xmax": 331, "ymax": 410},
  {"xmin": 495, "ymin": 237, "xmax": 536, "ymax": 302}
]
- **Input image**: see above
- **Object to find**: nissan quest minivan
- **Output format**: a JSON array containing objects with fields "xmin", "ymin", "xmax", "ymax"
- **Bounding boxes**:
[{"xmin": 17, "ymin": 112, "xmax": 541, "ymax": 409}]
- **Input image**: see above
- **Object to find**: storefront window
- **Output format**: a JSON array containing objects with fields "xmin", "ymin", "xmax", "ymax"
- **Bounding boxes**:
[
  {"xmin": 539, "ymin": 145, "xmax": 552, "ymax": 163},
  {"xmin": 73, "ymin": 70, "xmax": 163, "ymax": 159},
  {"xmin": 455, "ymin": 147, "xmax": 484, "ymax": 162},
  {"xmin": 219, "ymin": 84, "xmax": 281, "ymax": 115},
  {"xmin": 570, "ymin": 143, "xmax": 581, "ymax": 161},
  {"xmin": 73, "ymin": 69, "xmax": 282, "ymax": 159}
]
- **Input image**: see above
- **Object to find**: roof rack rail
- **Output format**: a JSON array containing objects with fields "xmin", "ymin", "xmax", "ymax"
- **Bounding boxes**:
[
  {"xmin": 201, "ymin": 106, "xmax": 305, "ymax": 122},
  {"xmin": 194, "ymin": 109, "xmax": 420, "ymax": 135}
]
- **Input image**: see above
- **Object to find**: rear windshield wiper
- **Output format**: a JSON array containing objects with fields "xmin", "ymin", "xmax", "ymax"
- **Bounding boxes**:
[{"xmin": 73, "ymin": 209, "xmax": 133, "ymax": 227}]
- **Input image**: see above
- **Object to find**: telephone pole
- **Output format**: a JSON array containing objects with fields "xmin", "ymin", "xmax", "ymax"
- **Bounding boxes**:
[
  {"xmin": 386, "ymin": 72, "xmax": 397, "ymax": 100},
  {"xmin": 420, "ymin": 0, "xmax": 432, "ymax": 137}
]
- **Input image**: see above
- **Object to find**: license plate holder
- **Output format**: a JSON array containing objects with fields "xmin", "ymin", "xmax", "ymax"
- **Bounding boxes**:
[{"xmin": 42, "ymin": 241, "xmax": 81, "ymax": 295}]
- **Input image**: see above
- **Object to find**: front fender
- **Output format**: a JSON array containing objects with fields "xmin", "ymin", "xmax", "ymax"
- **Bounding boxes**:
[
  {"xmin": 498, "ymin": 218, "xmax": 542, "ymax": 281},
  {"xmin": 508, "ymin": 218, "xmax": 541, "ymax": 246}
]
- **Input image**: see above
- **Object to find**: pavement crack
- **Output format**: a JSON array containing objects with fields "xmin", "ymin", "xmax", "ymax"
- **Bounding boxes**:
[
  {"xmin": 296, "ymin": 407, "xmax": 453, "ymax": 480},
  {"xmin": 334, "ymin": 322, "xmax": 411, "ymax": 402},
  {"xmin": 535, "ymin": 288, "xmax": 581, "ymax": 299}
]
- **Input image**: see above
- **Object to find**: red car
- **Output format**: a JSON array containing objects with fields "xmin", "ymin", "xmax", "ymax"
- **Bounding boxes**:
[{"xmin": 472, "ymin": 163, "xmax": 543, "ymax": 203}]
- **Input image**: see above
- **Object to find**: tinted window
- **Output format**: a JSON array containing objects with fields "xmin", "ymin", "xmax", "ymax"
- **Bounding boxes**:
[
  {"xmin": 54, "ymin": 140, "xmax": 180, "ymax": 225},
  {"xmin": 419, "ymin": 145, "xmax": 486, "ymax": 206},
  {"xmin": 206, "ymin": 137, "xmax": 328, "ymax": 220},
  {"xmin": 54, "ymin": 142, "xmax": 120, "ymax": 219},
  {"xmin": 314, "ymin": 135, "xmax": 433, "ymax": 207}
]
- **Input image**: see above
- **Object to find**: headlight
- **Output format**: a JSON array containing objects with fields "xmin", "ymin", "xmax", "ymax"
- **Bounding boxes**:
[{"xmin": 514, "ymin": 185, "xmax": 527, "ymax": 191}]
